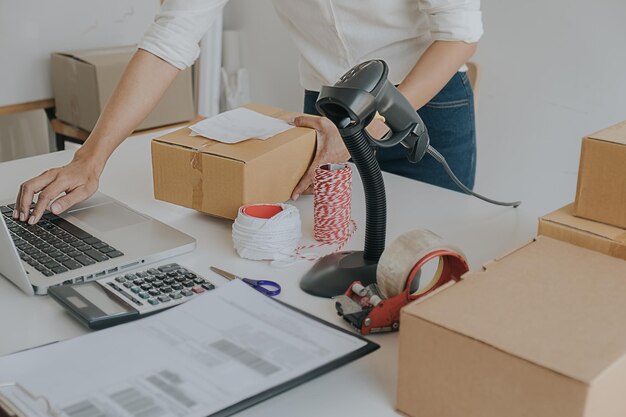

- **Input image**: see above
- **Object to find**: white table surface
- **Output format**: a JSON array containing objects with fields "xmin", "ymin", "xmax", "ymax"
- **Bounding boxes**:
[{"xmin": 0, "ymin": 130, "xmax": 554, "ymax": 417}]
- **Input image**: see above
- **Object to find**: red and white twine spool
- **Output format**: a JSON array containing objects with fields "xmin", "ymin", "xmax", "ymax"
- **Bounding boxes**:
[{"xmin": 295, "ymin": 163, "xmax": 356, "ymax": 260}]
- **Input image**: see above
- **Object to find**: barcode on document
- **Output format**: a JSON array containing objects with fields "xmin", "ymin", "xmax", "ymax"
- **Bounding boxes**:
[
  {"xmin": 211, "ymin": 339, "xmax": 280, "ymax": 377},
  {"xmin": 109, "ymin": 387, "xmax": 165, "ymax": 417},
  {"xmin": 147, "ymin": 374, "xmax": 196, "ymax": 408},
  {"xmin": 63, "ymin": 400, "xmax": 108, "ymax": 417}
]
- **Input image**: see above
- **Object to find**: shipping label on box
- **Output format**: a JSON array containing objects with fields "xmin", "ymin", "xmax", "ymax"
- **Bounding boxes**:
[
  {"xmin": 397, "ymin": 236, "xmax": 626, "ymax": 417},
  {"xmin": 151, "ymin": 104, "xmax": 316, "ymax": 220},
  {"xmin": 574, "ymin": 120, "xmax": 626, "ymax": 229}
]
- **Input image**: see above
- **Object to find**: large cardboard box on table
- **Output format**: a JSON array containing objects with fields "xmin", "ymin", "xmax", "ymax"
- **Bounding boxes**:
[
  {"xmin": 574, "ymin": 120, "xmax": 626, "ymax": 229},
  {"xmin": 151, "ymin": 104, "xmax": 316, "ymax": 220},
  {"xmin": 397, "ymin": 236, "xmax": 626, "ymax": 417},
  {"xmin": 539, "ymin": 203, "xmax": 626, "ymax": 261},
  {"xmin": 51, "ymin": 46, "xmax": 194, "ymax": 132}
]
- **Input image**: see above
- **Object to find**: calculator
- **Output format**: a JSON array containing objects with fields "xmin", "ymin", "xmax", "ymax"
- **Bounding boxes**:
[{"xmin": 48, "ymin": 263, "xmax": 215, "ymax": 329}]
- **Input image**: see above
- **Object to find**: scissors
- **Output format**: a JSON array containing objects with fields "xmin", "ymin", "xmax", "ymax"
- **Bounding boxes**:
[{"xmin": 210, "ymin": 266, "xmax": 281, "ymax": 297}]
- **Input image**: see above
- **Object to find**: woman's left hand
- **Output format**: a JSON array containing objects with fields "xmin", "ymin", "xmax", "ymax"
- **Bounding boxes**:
[{"xmin": 288, "ymin": 115, "xmax": 350, "ymax": 200}]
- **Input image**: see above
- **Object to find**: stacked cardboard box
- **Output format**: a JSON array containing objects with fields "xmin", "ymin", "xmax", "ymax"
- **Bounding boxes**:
[
  {"xmin": 539, "ymin": 120, "xmax": 626, "ymax": 260},
  {"xmin": 51, "ymin": 46, "xmax": 195, "ymax": 132}
]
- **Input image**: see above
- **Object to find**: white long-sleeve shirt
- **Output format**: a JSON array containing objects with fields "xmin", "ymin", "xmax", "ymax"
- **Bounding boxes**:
[{"xmin": 139, "ymin": 0, "xmax": 482, "ymax": 92}]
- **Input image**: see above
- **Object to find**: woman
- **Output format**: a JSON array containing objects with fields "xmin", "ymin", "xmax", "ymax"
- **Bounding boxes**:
[{"xmin": 14, "ymin": 0, "xmax": 482, "ymax": 224}]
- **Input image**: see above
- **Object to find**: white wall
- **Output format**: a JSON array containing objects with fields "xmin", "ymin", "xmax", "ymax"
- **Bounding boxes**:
[
  {"xmin": 223, "ymin": 0, "xmax": 302, "ymax": 111},
  {"xmin": 224, "ymin": 0, "xmax": 626, "ymax": 213},
  {"xmin": 474, "ymin": 0, "xmax": 626, "ymax": 212}
]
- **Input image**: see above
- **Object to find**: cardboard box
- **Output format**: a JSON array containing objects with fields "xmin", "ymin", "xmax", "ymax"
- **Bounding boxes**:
[
  {"xmin": 539, "ymin": 203, "xmax": 626, "ymax": 261},
  {"xmin": 51, "ymin": 46, "xmax": 195, "ymax": 132},
  {"xmin": 574, "ymin": 120, "xmax": 626, "ymax": 228},
  {"xmin": 151, "ymin": 103, "xmax": 316, "ymax": 219},
  {"xmin": 397, "ymin": 236, "xmax": 626, "ymax": 417}
]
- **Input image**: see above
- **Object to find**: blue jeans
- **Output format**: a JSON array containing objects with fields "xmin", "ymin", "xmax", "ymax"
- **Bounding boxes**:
[{"xmin": 303, "ymin": 71, "xmax": 476, "ymax": 191}]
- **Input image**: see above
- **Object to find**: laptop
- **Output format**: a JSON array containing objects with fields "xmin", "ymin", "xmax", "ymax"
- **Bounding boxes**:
[{"xmin": 0, "ymin": 192, "xmax": 196, "ymax": 295}]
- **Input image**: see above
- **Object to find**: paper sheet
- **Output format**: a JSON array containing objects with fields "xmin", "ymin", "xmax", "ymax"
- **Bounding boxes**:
[
  {"xmin": 0, "ymin": 281, "xmax": 368, "ymax": 417},
  {"xmin": 189, "ymin": 108, "xmax": 294, "ymax": 143}
]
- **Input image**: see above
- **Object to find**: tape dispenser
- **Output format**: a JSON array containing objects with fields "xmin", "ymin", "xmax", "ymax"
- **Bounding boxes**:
[{"xmin": 335, "ymin": 229, "xmax": 468, "ymax": 335}]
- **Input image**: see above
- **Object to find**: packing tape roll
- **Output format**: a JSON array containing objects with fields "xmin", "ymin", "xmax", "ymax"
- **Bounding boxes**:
[{"xmin": 376, "ymin": 229, "xmax": 468, "ymax": 299}]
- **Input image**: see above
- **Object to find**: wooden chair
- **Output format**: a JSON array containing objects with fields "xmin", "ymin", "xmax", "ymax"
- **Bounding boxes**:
[{"xmin": 466, "ymin": 61, "xmax": 480, "ymax": 111}]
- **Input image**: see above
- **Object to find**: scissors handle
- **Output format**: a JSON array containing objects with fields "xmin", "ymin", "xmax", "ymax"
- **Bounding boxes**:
[{"xmin": 241, "ymin": 278, "xmax": 281, "ymax": 297}]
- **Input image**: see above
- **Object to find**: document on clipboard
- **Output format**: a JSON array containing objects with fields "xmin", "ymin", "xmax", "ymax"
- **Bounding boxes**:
[{"xmin": 0, "ymin": 280, "xmax": 378, "ymax": 417}]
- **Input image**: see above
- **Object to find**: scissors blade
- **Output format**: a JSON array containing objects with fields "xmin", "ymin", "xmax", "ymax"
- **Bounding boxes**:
[{"xmin": 210, "ymin": 266, "xmax": 238, "ymax": 281}]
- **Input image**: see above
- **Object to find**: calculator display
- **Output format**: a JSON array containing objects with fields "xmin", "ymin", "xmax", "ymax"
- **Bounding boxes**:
[{"xmin": 74, "ymin": 283, "xmax": 132, "ymax": 315}]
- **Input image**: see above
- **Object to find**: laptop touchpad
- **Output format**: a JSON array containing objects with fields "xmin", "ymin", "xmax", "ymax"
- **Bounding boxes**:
[{"xmin": 67, "ymin": 202, "xmax": 149, "ymax": 232}]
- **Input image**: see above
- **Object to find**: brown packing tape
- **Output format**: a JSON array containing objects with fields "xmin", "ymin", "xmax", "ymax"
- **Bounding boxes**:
[{"xmin": 191, "ymin": 151, "xmax": 204, "ymax": 209}]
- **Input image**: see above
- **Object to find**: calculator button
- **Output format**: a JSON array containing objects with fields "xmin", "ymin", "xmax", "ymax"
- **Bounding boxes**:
[
  {"xmin": 164, "ymin": 277, "xmax": 175, "ymax": 285},
  {"xmin": 148, "ymin": 298, "xmax": 159, "ymax": 305},
  {"xmin": 158, "ymin": 264, "xmax": 179, "ymax": 272},
  {"xmin": 183, "ymin": 280, "xmax": 194, "ymax": 288},
  {"xmin": 176, "ymin": 276, "xmax": 187, "ymax": 283},
  {"xmin": 158, "ymin": 295, "xmax": 171, "ymax": 303},
  {"xmin": 130, "ymin": 286, "xmax": 141, "ymax": 294},
  {"xmin": 123, "ymin": 282, "xmax": 133, "ymax": 288},
  {"xmin": 145, "ymin": 276, "xmax": 156, "ymax": 283},
  {"xmin": 171, "ymin": 292, "xmax": 183, "ymax": 300},
  {"xmin": 138, "ymin": 292, "xmax": 150, "ymax": 299},
  {"xmin": 185, "ymin": 273, "xmax": 197, "ymax": 279},
  {"xmin": 147, "ymin": 268, "xmax": 159, "ymax": 275},
  {"xmin": 167, "ymin": 271, "xmax": 178, "ymax": 278},
  {"xmin": 148, "ymin": 289, "xmax": 161, "ymax": 296},
  {"xmin": 172, "ymin": 283, "xmax": 183, "ymax": 291},
  {"xmin": 194, "ymin": 278, "xmax": 205, "ymax": 285},
  {"xmin": 161, "ymin": 286, "xmax": 173, "ymax": 293},
  {"xmin": 140, "ymin": 284, "xmax": 152, "ymax": 291},
  {"xmin": 182, "ymin": 290, "xmax": 194, "ymax": 297},
  {"xmin": 192, "ymin": 286, "xmax": 205, "ymax": 294},
  {"xmin": 115, "ymin": 276, "xmax": 126, "ymax": 283},
  {"xmin": 202, "ymin": 283, "xmax": 216, "ymax": 291},
  {"xmin": 133, "ymin": 278, "xmax": 145, "ymax": 285},
  {"xmin": 153, "ymin": 281, "xmax": 164, "ymax": 288},
  {"xmin": 136, "ymin": 272, "xmax": 149, "ymax": 278}
]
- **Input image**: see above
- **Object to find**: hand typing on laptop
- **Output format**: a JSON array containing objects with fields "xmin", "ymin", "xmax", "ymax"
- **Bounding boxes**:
[{"xmin": 14, "ymin": 155, "xmax": 102, "ymax": 225}]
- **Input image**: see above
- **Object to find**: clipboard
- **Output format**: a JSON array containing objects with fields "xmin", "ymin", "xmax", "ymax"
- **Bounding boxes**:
[
  {"xmin": 0, "ymin": 282, "xmax": 379, "ymax": 417},
  {"xmin": 212, "ymin": 299, "xmax": 379, "ymax": 417}
]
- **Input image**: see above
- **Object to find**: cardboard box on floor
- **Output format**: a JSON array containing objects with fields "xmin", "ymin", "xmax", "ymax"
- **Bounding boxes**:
[
  {"xmin": 539, "ymin": 203, "xmax": 626, "ymax": 261},
  {"xmin": 397, "ymin": 236, "xmax": 626, "ymax": 417},
  {"xmin": 151, "ymin": 103, "xmax": 316, "ymax": 220},
  {"xmin": 575, "ymin": 120, "xmax": 626, "ymax": 229},
  {"xmin": 51, "ymin": 46, "xmax": 194, "ymax": 132}
]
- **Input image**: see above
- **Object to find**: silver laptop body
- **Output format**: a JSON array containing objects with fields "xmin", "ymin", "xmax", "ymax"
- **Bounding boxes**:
[{"xmin": 0, "ymin": 192, "xmax": 195, "ymax": 295}]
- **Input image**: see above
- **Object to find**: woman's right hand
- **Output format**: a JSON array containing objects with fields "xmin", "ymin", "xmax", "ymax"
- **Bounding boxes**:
[{"xmin": 14, "ymin": 155, "xmax": 103, "ymax": 225}]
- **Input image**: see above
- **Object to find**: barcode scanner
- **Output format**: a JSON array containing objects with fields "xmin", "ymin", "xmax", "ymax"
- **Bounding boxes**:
[
  {"xmin": 316, "ymin": 59, "xmax": 521, "ymax": 207},
  {"xmin": 300, "ymin": 60, "xmax": 520, "ymax": 299}
]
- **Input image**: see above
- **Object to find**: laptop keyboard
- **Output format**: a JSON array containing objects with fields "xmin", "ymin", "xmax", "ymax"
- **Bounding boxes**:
[{"xmin": 1, "ymin": 204, "xmax": 124, "ymax": 277}]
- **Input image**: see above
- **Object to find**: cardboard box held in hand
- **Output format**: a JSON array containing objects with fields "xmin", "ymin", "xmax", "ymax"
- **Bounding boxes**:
[
  {"xmin": 151, "ymin": 104, "xmax": 316, "ymax": 220},
  {"xmin": 397, "ymin": 236, "xmax": 626, "ymax": 417}
]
